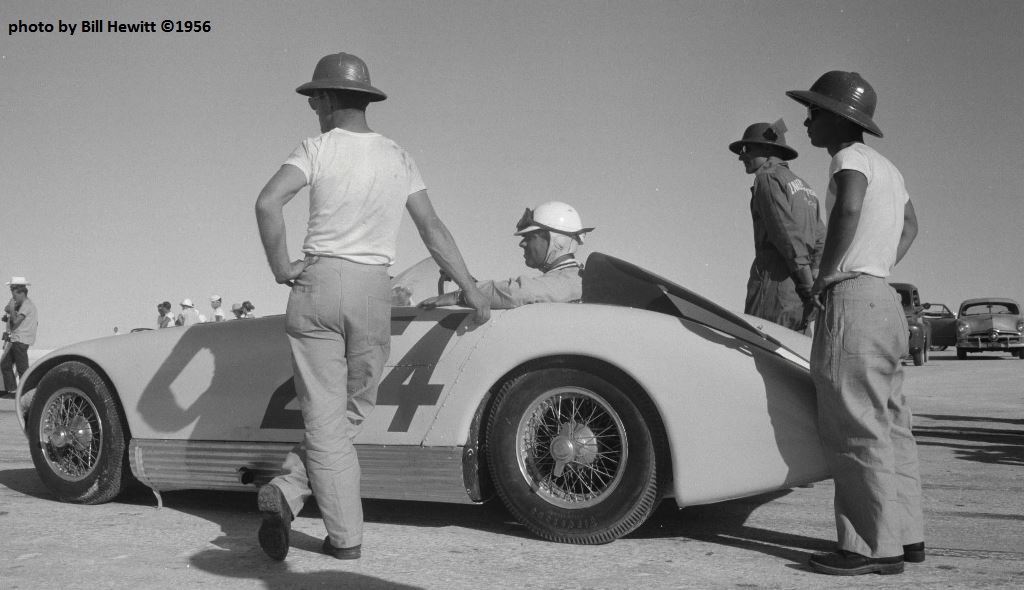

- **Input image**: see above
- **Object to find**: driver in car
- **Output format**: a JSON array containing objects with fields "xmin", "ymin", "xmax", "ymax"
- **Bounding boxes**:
[{"xmin": 419, "ymin": 201, "xmax": 594, "ymax": 310}]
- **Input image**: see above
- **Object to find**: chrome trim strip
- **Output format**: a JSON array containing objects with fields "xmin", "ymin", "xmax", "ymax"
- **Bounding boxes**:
[{"xmin": 128, "ymin": 440, "xmax": 475, "ymax": 504}]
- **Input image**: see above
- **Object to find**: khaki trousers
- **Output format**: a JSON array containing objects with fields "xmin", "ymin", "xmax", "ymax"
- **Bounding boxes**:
[
  {"xmin": 810, "ymin": 275, "xmax": 924, "ymax": 558},
  {"xmin": 271, "ymin": 256, "xmax": 391, "ymax": 548}
]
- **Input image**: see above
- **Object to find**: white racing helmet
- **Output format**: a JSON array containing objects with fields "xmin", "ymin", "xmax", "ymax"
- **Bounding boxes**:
[{"xmin": 514, "ymin": 201, "xmax": 594, "ymax": 266}]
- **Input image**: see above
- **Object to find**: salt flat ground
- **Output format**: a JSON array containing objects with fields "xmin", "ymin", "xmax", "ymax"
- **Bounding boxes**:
[{"xmin": 1, "ymin": 350, "xmax": 1021, "ymax": 589}]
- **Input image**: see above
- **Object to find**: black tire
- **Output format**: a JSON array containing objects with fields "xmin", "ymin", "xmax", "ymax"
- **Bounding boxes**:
[
  {"xmin": 912, "ymin": 348, "xmax": 925, "ymax": 366},
  {"xmin": 27, "ymin": 361, "xmax": 130, "ymax": 504},
  {"xmin": 1016, "ymin": 349, "xmax": 1024, "ymax": 360},
  {"xmin": 957, "ymin": 348, "xmax": 967, "ymax": 360},
  {"xmin": 486, "ymin": 368, "xmax": 661, "ymax": 544}
]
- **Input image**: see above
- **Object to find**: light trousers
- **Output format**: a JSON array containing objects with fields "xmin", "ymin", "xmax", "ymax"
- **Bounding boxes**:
[
  {"xmin": 810, "ymin": 275, "xmax": 924, "ymax": 558},
  {"xmin": 271, "ymin": 256, "xmax": 391, "ymax": 548}
]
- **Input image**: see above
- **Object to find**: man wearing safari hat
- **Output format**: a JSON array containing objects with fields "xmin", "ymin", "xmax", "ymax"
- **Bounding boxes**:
[
  {"xmin": 787, "ymin": 71, "xmax": 922, "ymax": 576},
  {"xmin": 255, "ymin": 51, "xmax": 490, "ymax": 561},
  {"xmin": 730, "ymin": 120, "xmax": 824, "ymax": 333},
  {"xmin": 2, "ymin": 277, "xmax": 37, "ymax": 398}
]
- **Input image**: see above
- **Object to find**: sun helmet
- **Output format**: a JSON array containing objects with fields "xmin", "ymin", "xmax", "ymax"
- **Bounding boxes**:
[
  {"xmin": 514, "ymin": 201, "xmax": 594, "ymax": 242},
  {"xmin": 296, "ymin": 52, "xmax": 387, "ymax": 102},
  {"xmin": 786, "ymin": 70, "xmax": 882, "ymax": 137},
  {"xmin": 729, "ymin": 119, "xmax": 798, "ymax": 160}
]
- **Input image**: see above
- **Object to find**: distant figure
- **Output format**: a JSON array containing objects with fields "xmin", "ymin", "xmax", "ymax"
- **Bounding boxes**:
[
  {"xmin": 176, "ymin": 298, "xmax": 202, "ymax": 327},
  {"xmin": 419, "ymin": 201, "xmax": 593, "ymax": 310},
  {"xmin": 2, "ymin": 277, "xmax": 38, "ymax": 397},
  {"xmin": 113, "ymin": 327, "xmax": 120, "ymax": 335},
  {"xmin": 230, "ymin": 303, "xmax": 244, "ymax": 319},
  {"xmin": 729, "ymin": 119, "xmax": 824, "ymax": 333},
  {"xmin": 157, "ymin": 301, "xmax": 175, "ymax": 328},
  {"xmin": 210, "ymin": 295, "xmax": 226, "ymax": 322},
  {"xmin": 241, "ymin": 300, "xmax": 256, "ymax": 319}
]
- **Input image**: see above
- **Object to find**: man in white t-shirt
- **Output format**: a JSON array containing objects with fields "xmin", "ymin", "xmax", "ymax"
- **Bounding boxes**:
[
  {"xmin": 254, "ymin": 52, "xmax": 489, "ymax": 562},
  {"xmin": 788, "ymin": 71, "xmax": 923, "ymax": 576}
]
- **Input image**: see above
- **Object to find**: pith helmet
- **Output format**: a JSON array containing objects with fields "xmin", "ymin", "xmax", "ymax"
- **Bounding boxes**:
[
  {"xmin": 296, "ymin": 52, "xmax": 387, "ymax": 102},
  {"xmin": 729, "ymin": 120, "xmax": 798, "ymax": 160},
  {"xmin": 786, "ymin": 70, "xmax": 882, "ymax": 137}
]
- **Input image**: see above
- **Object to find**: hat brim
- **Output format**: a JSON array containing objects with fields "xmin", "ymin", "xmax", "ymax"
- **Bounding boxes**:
[
  {"xmin": 786, "ymin": 90, "xmax": 883, "ymax": 137},
  {"xmin": 728, "ymin": 140, "xmax": 798, "ymax": 161},
  {"xmin": 514, "ymin": 226, "xmax": 595, "ymax": 237},
  {"xmin": 296, "ymin": 79, "xmax": 387, "ymax": 101}
]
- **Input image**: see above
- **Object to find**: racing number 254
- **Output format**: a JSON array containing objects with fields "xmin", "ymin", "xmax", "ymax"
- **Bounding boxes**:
[{"xmin": 259, "ymin": 312, "xmax": 469, "ymax": 432}]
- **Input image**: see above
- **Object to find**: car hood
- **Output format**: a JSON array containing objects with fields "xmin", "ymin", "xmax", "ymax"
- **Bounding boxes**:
[{"xmin": 962, "ymin": 315, "xmax": 1020, "ymax": 331}]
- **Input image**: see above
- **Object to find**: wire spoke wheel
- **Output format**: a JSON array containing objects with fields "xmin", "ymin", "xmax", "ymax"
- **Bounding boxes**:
[
  {"xmin": 38, "ymin": 388, "xmax": 103, "ymax": 482},
  {"xmin": 516, "ymin": 387, "xmax": 626, "ymax": 508},
  {"xmin": 487, "ymin": 367, "xmax": 663, "ymax": 544},
  {"xmin": 28, "ymin": 361, "xmax": 129, "ymax": 504}
]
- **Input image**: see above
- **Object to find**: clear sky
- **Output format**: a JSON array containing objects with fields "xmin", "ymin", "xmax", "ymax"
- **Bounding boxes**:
[{"xmin": 2, "ymin": 0, "xmax": 1022, "ymax": 350}]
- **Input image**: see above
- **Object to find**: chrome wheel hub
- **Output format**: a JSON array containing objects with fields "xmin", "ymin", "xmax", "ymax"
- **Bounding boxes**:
[
  {"xmin": 39, "ymin": 389, "xmax": 102, "ymax": 482},
  {"xmin": 516, "ymin": 386, "xmax": 627, "ymax": 508}
]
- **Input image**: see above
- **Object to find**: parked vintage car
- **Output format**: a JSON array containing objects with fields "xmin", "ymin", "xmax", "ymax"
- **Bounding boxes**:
[
  {"xmin": 923, "ymin": 303, "xmax": 957, "ymax": 350},
  {"xmin": 955, "ymin": 298, "xmax": 1024, "ymax": 360},
  {"xmin": 16, "ymin": 253, "xmax": 829, "ymax": 545},
  {"xmin": 891, "ymin": 282, "xmax": 929, "ymax": 366}
]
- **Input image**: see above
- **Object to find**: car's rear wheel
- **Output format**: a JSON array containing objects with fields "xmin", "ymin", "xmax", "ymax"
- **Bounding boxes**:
[
  {"xmin": 27, "ymin": 361, "xmax": 130, "ymax": 504},
  {"xmin": 486, "ymin": 368, "xmax": 662, "ymax": 544},
  {"xmin": 957, "ymin": 348, "xmax": 967, "ymax": 360}
]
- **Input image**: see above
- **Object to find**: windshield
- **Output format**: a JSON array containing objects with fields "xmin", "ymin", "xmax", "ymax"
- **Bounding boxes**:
[
  {"xmin": 389, "ymin": 258, "xmax": 454, "ymax": 307},
  {"xmin": 961, "ymin": 303, "xmax": 1019, "ymax": 316}
]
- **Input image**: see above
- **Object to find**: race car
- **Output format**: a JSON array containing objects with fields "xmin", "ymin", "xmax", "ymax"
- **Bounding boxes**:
[{"xmin": 16, "ymin": 253, "xmax": 828, "ymax": 545}]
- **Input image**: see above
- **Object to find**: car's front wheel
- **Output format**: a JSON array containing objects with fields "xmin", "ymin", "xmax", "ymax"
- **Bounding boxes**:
[
  {"xmin": 486, "ymin": 367, "xmax": 663, "ymax": 544},
  {"xmin": 27, "ymin": 361, "xmax": 130, "ymax": 504},
  {"xmin": 957, "ymin": 348, "xmax": 967, "ymax": 360}
]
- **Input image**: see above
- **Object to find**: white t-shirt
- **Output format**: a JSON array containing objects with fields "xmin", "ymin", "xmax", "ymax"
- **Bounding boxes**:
[
  {"xmin": 284, "ymin": 128, "xmax": 427, "ymax": 266},
  {"xmin": 826, "ymin": 143, "xmax": 909, "ymax": 278}
]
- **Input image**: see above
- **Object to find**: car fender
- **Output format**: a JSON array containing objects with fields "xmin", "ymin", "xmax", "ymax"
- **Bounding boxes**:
[{"xmin": 427, "ymin": 302, "xmax": 828, "ymax": 506}]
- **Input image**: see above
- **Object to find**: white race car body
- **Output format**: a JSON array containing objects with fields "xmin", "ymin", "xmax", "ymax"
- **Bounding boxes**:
[{"xmin": 18, "ymin": 253, "xmax": 828, "ymax": 540}]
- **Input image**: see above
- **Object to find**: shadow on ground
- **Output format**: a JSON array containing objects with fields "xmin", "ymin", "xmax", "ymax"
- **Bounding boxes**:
[{"xmin": 630, "ymin": 489, "xmax": 831, "ymax": 566}]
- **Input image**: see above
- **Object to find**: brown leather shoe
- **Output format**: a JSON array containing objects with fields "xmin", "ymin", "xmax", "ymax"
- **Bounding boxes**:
[
  {"xmin": 808, "ymin": 550, "xmax": 904, "ymax": 575},
  {"xmin": 257, "ymin": 484, "xmax": 293, "ymax": 561},
  {"xmin": 322, "ymin": 537, "xmax": 361, "ymax": 560},
  {"xmin": 904, "ymin": 542, "xmax": 925, "ymax": 563}
]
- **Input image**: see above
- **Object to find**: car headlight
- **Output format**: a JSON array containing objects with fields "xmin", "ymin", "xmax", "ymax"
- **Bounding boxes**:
[
  {"xmin": 990, "ymin": 329, "xmax": 1000, "ymax": 341},
  {"xmin": 1017, "ymin": 319, "xmax": 1024, "ymax": 333},
  {"xmin": 957, "ymin": 321, "xmax": 969, "ymax": 334}
]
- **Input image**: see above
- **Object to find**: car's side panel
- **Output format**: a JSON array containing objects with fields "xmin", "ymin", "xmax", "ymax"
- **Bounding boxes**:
[
  {"xmin": 21, "ymin": 311, "xmax": 500, "ymax": 445},
  {"xmin": 421, "ymin": 303, "xmax": 828, "ymax": 507}
]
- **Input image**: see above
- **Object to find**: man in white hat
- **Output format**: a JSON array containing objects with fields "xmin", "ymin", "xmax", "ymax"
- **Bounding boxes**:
[
  {"xmin": 175, "ymin": 298, "xmax": 202, "ymax": 327},
  {"xmin": 2, "ymin": 277, "xmax": 38, "ymax": 397},
  {"xmin": 419, "ymin": 201, "xmax": 594, "ymax": 310},
  {"xmin": 254, "ymin": 51, "xmax": 489, "ymax": 562},
  {"xmin": 210, "ymin": 295, "xmax": 226, "ymax": 322}
]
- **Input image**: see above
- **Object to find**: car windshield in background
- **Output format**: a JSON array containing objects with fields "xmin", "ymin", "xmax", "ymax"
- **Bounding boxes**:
[{"xmin": 961, "ymin": 303, "xmax": 1019, "ymax": 316}]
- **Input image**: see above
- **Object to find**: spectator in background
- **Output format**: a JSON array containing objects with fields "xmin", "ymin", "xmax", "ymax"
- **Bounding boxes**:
[
  {"xmin": 158, "ymin": 301, "xmax": 175, "ymax": 328},
  {"xmin": 231, "ymin": 303, "xmax": 244, "ymax": 319},
  {"xmin": 210, "ymin": 295, "xmax": 226, "ymax": 322},
  {"xmin": 242, "ymin": 301, "xmax": 256, "ymax": 318},
  {"xmin": 176, "ymin": 298, "xmax": 202, "ymax": 327},
  {"xmin": 2, "ymin": 277, "xmax": 38, "ymax": 398}
]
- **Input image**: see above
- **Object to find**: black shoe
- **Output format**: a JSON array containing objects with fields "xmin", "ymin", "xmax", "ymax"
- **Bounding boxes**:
[
  {"xmin": 904, "ymin": 542, "xmax": 925, "ymax": 563},
  {"xmin": 808, "ymin": 550, "xmax": 904, "ymax": 575},
  {"xmin": 257, "ymin": 484, "xmax": 292, "ymax": 561},
  {"xmin": 322, "ymin": 537, "xmax": 361, "ymax": 560}
]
